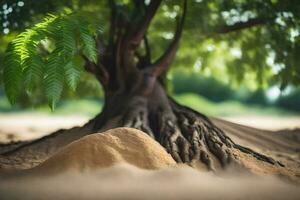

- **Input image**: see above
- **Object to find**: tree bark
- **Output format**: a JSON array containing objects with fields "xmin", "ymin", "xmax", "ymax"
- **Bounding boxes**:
[{"xmin": 92, "ymin": 73, "xmax": 282, "ymax": 169}]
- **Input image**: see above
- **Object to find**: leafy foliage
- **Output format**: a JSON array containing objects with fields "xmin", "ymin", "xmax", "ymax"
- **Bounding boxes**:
[{"xmin": 2, "ymin": 12, "xmax": 99, "ymax": 109}]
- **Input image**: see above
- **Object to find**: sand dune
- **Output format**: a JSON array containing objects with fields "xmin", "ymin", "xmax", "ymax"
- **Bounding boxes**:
[{"xmin": 31, "ymin": 128, "xmax": 176, "ymax": 174}]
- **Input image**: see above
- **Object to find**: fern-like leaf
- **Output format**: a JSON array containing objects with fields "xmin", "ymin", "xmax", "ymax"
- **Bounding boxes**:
[
  {"xmin": 64, "ymin": 59, "xmax": 82, "ymax": 91},
  {"xmin": 23, "ymin": 55, "xmax": 44, "ymax": 92},
  {"xmin": 2, "ymin": 12, "xmax": 101, "ymax": 109},
  {"xmin": 79, "ymin": 26, "xmax": 98, "ymax": 63},
  {"xmin": 3, "ymin": 44, "xmax": 22, "ymax": 104},
  {"xmin": 57, "ymin": 19, "xmax": 76, "ymax": 61},
  {"xmin": 44, "ymin": 51, "xmax": 64, "ymax": 110}
]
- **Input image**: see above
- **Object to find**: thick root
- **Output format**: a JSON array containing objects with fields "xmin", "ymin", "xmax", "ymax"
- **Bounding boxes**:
[
  {"xmin": 157, "ymin": 113, "xmax": 231, "ymax": 170},
  {"xmin": 168, "ymin": 100, "xmax": 233, "ymax": 169},
  {"xmin": 158, "ymin": 116, "xmax": 191, "ymax": 163},
  {"xmin": 121, "ymin": 97, "xmax": 155, "ymax": 138},
  {"xmin": 170, "ymin": 98, "xmax": 284, "ymax": 169},
  {"xmin": 118, "ymin": 97, "xmax": 283, "ymax": 171}
]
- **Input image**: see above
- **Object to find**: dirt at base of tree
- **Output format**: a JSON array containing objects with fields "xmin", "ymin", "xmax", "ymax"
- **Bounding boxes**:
[
  {"xmin": 30, "ymin": 128, "xmax": 176, "ymax": 174},
  {"xmin": 11, "ymin": 127, "xmax": 299, "ymax": 182}
]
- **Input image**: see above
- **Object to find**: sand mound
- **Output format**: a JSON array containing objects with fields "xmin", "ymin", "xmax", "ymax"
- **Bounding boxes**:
[{"xmin": 32, "ymin": 128, "xmax": 176, "ymax": 174}]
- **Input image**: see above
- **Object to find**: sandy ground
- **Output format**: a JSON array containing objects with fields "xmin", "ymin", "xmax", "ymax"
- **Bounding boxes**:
[
  {"xmin": 0, "ymin": 113, "xmax": 88, "ymax": 143},
  {"xmin": 223, "ymin": 115, "xmax": 300, "ymax": 130},
  {"xmin": 1, "ymin": 164, "xmax": 300, "ymax": 200},
  {"xmin": 0, "ymin": 113, "xmax": 299, "ymax": 143},
  {"xmin": 0, "ymin": 113, "xmax": 300, "ymax": 200}
]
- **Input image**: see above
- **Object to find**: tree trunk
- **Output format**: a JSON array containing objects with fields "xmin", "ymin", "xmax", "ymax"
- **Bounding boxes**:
[{"xmin": 91, "ymin": 72, "xmax": 282, "ymax": 170}]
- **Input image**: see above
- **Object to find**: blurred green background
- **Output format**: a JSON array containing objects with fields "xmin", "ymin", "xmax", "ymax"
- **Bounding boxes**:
[{"xmin": 1, "ymin": 68, "xmax": 299, "ymax": 117}]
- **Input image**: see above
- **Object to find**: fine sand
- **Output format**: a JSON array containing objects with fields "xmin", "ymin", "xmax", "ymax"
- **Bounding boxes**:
[
  {"xmin": 0, "ymin": 115, "xmax": 300, "ymax": 200},
  {"xmin": 31, "ymin": 128, "xmax": 176, "ymax": 174},
  {"xmin": 1, "ymin": 163, "xmax": 300, "ymax": 200}
]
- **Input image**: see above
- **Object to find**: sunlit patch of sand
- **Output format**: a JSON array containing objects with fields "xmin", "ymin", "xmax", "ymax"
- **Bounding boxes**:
[
  {"xmin": 222, "ymin": 115, "xmax": 300, "ymax": 131},
  {"xmin": 0, "ymin": 114, "xmax": 88, "ymax": 143},
  {"xmin": 1, "ymin": 163, "xmax": 300, "ymax": 200},
  {"xmin": 31, "ymin": 128, "xmax": 176, "ymax": 174}
]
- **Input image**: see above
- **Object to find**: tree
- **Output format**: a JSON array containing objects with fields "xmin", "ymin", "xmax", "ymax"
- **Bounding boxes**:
[{"xmin": 1, "ymin": 0, "xmax": 299, "ymax": 170}]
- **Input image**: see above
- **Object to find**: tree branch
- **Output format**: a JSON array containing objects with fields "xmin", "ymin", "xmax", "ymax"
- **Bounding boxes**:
[
  {"xmin": 135, "ymin": 35, "xmax": 152, "ymax": 70},
  {"xmin": 128, "ymin": 0, "xmax": 162, "ymax": 49},
  {"xmin": 108, "ymin": 0, "xmax": 117, "ymax": 51},
  {"xmin": 144, "ymin": 0, "xmax": 187, "ymax": 77},
  {"xmin": 115, "ymin": 32, "xmax": 124, "ymax": 82},
  {"xmin": 216, "ymin": 17, "xmax": 271, "ymax": 34},
  {"xmin": 82, "ymin": 55, "xmax": 109, "ymax": 86},
  {"xmin": 144, "ymin": 35, "xmax": 151, "ymax": 63},
  {"xmin": 96, "ymin": 37, "xmax": 106, "ymax": 60}
]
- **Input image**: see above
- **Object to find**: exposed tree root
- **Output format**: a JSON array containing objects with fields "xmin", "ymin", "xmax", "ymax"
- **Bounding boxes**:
[
  {"xmin": 169, "ymin": 99, "xmax": 284, "ymax": 169},
  {"xmin": 139, "ymin": 98, "xmax": 283, "ymax": 171},
  {"xmin": 96, "ymin": 95, "xmax": 284, "ymax": 171},
  {"xmin": 121, "ymin": 97, "xmax": 155, "ymax": 138}
]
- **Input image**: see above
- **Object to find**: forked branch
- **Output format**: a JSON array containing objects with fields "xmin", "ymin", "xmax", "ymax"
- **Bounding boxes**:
[
  {"xmin": 144, "ymin": 35, "xmax": 151, "ymax": 62},
  {"xmin": 82, "ymin": 55, "xmax": 109, "ymax": 86},
  {"xmin": 144, "ymin": 0, "xmax": 187, "ymax": 77},
  {"xmin": 136, "ymin": 35, "xmax": 152, "ymax": 69},
  {"xmin": 128, "ymin": 0, "xmax": 163, "ymax": 49}
]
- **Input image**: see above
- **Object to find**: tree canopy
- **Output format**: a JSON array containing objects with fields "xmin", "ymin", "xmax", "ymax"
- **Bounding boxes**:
[{"xmin": 0, "ymin": 0, "xmax": 299, "ymax": 108}]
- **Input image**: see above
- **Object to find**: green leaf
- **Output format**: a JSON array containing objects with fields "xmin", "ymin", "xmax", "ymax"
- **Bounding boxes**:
[
  {"xmin": 3, "ymin": 44, "xmax": 22, "ymax": 104},
  {"xmin": 64, "ymin": 59, "xmax": 82, "ymax": 91},
  {"xmin": 79, "ymin": 26, "xmax": 97, "ymax": 63},
  {"xmin": 57, "ymin": 19, "xmax": 76, "ymax": 60},
  {"xmin": 44, "ymin": 51, "xmax": 64, "ymax": 110},
  {"xmin": 23, "ymin": 55, "xmax": 44, "ymax": 92}
]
